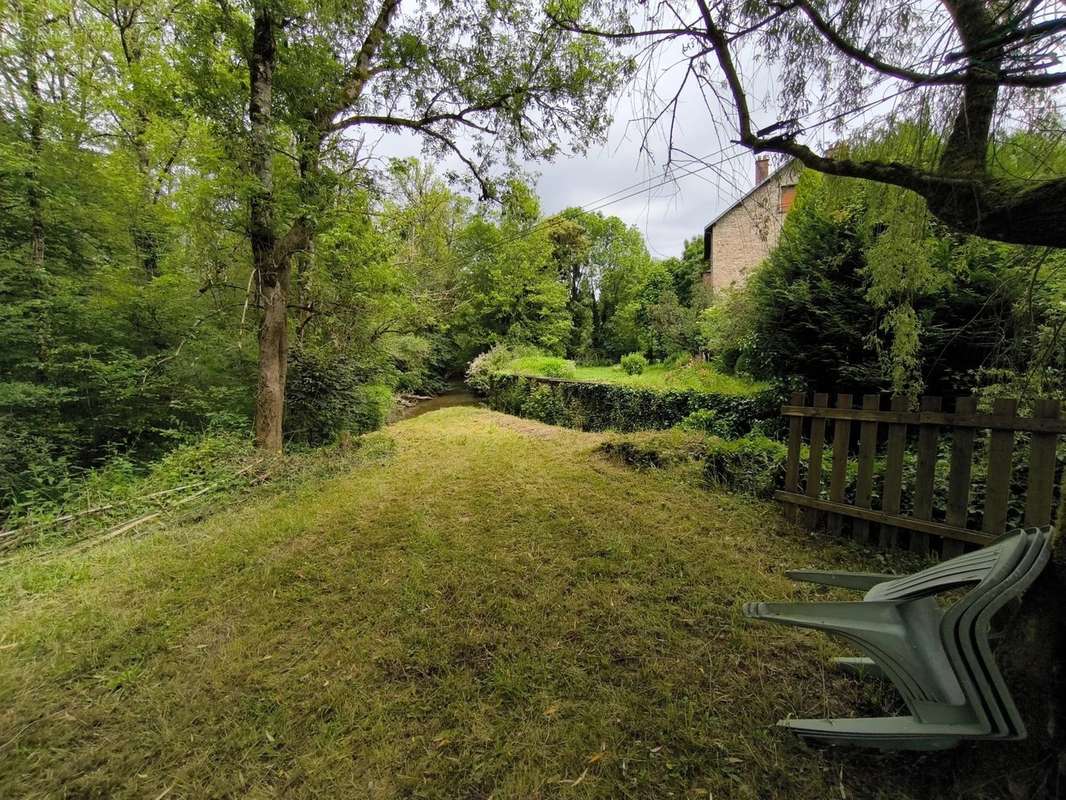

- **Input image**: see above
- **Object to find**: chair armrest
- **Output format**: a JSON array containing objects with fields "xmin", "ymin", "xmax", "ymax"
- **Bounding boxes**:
[{"xmin": 785, "ymin": 570, "xmax": 897, "ymax": 591}]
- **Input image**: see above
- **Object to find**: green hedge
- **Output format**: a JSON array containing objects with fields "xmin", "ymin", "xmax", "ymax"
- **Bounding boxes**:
[
  {"xmin": 599, "ymin": 430, "xmax": 791, "ymax": 498},
  {"xmin": 473, "ymin": 372, "xmax": 783, "ymax": 434}
]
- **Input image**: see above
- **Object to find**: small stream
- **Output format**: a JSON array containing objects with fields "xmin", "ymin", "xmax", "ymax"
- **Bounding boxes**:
[{"xmin": 389, "ymin": 385, "xmax": 479, "ymax": 422}]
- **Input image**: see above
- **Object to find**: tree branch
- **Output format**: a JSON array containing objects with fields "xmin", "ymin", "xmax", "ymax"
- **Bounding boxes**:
[
  {"xmin": 315, "ymin": 0, "xmax": 401, "ymax": 130},
  {"xmin": 335, "ymin": 114, "xmax": 494, "ymax": 199},
  {"xmin": 788, "ymin": 0, "xmax": 1065, "ymax": 87}
]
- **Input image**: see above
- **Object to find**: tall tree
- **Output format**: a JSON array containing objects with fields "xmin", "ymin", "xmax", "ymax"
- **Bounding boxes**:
[
  {"xmin": 202, "ymin": 0, "xmax": 624, "ymax": 449},
  {"xmin": 552, "ymin": 0, "xmax": 1066, "ymax": 247}
]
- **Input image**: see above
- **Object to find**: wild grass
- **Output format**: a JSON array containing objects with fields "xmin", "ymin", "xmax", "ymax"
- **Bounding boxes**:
[
  {"xmin": 0, "ymin": 408, "xmax": 1019, "ymax": 798},
  {"xmin": 506, "ymin": 357, "xmax": 767, "ymax": 396}
]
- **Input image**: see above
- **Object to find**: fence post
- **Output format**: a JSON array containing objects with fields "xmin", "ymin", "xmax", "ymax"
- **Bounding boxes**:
[
  {"xmin": 943, "ymin": 396, "xmax": 977, "ymax": 559},
  {"xmin": 983, "ymin": 397, "xmax": 1019, "ymax": 536},
  {"xmin": 880, "ymin": 396, "xmax": 909, "ymax": 549},
  {"xmin": 829, "ymin": 393, "xmax": 853, "ymax": 537},
  {"xmin": 783, "ymin": 391, "xmax": 804, "ymax": 523},
  {"xmin": 1024, "ymin": 398, "xmax": 1060, "ymax": 527},
  {"xmin": 911, "ymin": 396, "xmax": 942, "ymax": 554}
]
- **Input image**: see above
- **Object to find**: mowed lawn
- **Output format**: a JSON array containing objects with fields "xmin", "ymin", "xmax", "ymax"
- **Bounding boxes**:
[{"xmin": 0, "ymin": 408, "xmax": 988, "ymax": 799}]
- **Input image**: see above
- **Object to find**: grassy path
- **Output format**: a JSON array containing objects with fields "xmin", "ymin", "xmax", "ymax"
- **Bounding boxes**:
[{"xmin": 0, "ymin": 408, "xmax": 988, "ymax": 798}]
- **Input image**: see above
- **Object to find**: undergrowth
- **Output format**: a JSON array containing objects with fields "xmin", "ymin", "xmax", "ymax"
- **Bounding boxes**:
[{"xmin": 1, "ymin": 431, "xmax": 395, "ymax": 555}]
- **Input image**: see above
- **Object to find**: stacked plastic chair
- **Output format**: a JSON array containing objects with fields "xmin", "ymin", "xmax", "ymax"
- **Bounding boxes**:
[{"xmin": 743, "ymin": 526, "xmax": 1054, "ymax": 750}]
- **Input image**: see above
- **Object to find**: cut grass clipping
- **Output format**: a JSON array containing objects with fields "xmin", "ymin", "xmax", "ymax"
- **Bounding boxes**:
[{"xmin": 0, "ymin": 408, "xmax": 1016, "ymax": 798}]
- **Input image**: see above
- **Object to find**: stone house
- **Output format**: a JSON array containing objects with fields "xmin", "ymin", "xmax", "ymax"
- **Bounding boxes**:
[{"xmin": 701, "ymin": 157, "xmax": 800, "ymax": 291}]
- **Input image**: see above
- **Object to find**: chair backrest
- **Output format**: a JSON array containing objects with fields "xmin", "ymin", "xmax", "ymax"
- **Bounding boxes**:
[{"xmin": 867, "ymin": 531, "xmax": 1029, "ymax": 603}]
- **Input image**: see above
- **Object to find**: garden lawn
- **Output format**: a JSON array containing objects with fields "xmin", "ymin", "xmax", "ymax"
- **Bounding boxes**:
[
  {"xmin": 506, "ymin": 357, "xmax": 767, "ymax": 395},
  {"xmin": 0, "ymin": 407, "xmax": 999, "ymax": 799}
]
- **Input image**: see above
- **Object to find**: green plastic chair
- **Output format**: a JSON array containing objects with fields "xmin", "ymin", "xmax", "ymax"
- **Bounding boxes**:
[
  {"xmin": 951, "ymin": 527, "xmax": 1052, "ymax": 740},
  {"xmin": 793, "ymin": 529, "xmax": 1051, "ymax": 748},
  {"xmin": 743, "ymin": 527, "xmax": 1052, "ymax": 749}
]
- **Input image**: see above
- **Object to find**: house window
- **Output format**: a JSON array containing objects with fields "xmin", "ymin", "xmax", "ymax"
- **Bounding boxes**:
[{"xmin": 779, "ymin": 184, "xmax": 797, "ymax": 213}]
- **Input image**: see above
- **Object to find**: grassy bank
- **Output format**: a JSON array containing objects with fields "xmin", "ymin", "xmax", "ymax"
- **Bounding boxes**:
[
  {"xmin": 506, "ymin": 355, "xmax": 767, "ymax": 396},
  {"xmin": 0, "ymin": 408, "xmax": 1010, "ymax": 798}
]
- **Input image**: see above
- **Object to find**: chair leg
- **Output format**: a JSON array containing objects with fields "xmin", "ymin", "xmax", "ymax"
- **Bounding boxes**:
[{"xmin": 833, "ymin": 656, "xmax": 885, "ymax": 679}]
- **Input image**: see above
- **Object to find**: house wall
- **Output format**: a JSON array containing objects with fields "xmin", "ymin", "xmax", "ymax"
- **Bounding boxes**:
[{"xmin": 704, "ymin": 162, "xmax": 799, "ymax": 292}]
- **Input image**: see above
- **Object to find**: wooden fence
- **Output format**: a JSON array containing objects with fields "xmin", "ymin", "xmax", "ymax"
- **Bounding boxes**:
[{"xmin": 777, "ymin": 392, "xmax": 1064, "ymax": 557}]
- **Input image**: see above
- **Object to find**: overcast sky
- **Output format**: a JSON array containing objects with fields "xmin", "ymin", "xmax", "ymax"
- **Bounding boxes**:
[
  {"xmin": 523, "ymin": 41, "xmax": 775, "ymax": 259},
  {"xmin": 365, "ymin": 31, "xmax": 787, "ymax": 260},
  {"xmin": 529, "ymin": 117, "xmax": 758, "ymax": 260},
  {"xmin": 366, "ymin": 27, "xmax": 843, "ymax": 260}
]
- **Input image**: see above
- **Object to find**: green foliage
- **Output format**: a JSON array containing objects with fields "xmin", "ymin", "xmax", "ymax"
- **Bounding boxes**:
[
  {"xmin": 509, "ymin": 355, "xmax": 578, "ymax": 380},
  {"xmin": 489, "ymin": 348, "xmax": 767, "ymax": 396},
  {"xmin": 284, "ymin": 348, "xmax": 393, "ymax": 446},
  {"xmin": 450, "ymin": 188, "xmax": 572, "ymax": 363},
  {"xmin": 701, "ymin": 434, "xmax": 789, "ymax": 498},
  {"xmin": 678, "ymin": 409, "xmax": 725, "ymax": 435},
  {"xmin": 619, "ymin": 352, "xmax": 647, "ymax": 375},
  {"xmin": 600, "ymin": 428, "xmax": 788, "ymax": 499},
  {"xmin": 636, "ymin": 270, "xmax": 700, "ymax": 360},
  {"xmin": 474, "ymin": 372, "xmax": 781, "ymax": 433},
  {"xmin": 657, "ymin": 236, "xmax": 708, "ymax": 309},
  {"xmin": 464, "ymin": 343, "xmax": 541, "ymax": 394},
  {"xmin": 520, "ymin": 384, "xmax": 569, "ymax": 425},
  {"xmin": 703, "ymin": 165, "xmax": 1063, "ymax": 397},
  {"xmin": 598, "ymin": 428, "xmax": 712, "ymax": 469},
  {"xmin": 2, "ymin": 428, "xmax": 397, "ymax": 551},
  {"xmin": 0, "ymin": 0, "xmax": 633, "ymax": 511},
  {"xmin": 546, "ymin": 208, "xmax": 656, "ymax": 361}
]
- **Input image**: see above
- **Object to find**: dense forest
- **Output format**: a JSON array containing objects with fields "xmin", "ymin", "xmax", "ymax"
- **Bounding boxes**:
[{"xmin": 0, "ymin": 0, "xmax": 632, "ymax": 508}]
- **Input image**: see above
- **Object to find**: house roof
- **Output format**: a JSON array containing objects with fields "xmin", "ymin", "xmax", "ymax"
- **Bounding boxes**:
[{"xmin": 702, "ymin": 158, "xmax": 797, "ymax": 233}]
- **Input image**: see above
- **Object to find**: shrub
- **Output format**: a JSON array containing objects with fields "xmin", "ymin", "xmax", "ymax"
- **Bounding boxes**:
[
  {"xmin": 620, "ymin": 352, "xmax": 648, "ymax": 375},
  {"xmin": 599, "ymin": 429, "xmax": 709, "ymax": 469},
  {"xmin": 599, "ymin": 430, "xmax": 789, "ymax": 499},
  {"xmin": 521, "ymin": 384, "xmax": 568, "ymax": 425},
  {"xmin": 465, "ymin": 343, "xmax": 546, "ymax": 393},
  {"xmin": 678, "ymin": 408, "xmax": 725, "ymax": 437},
  {"xmin": 286, "ymin": 348, "xmax": 394, "ymax": 445},
  {"xmin": 662, "ymin": 351, "xmax": 692, "ymax": 369},
  {"xmin": 701, "ymin": 434, "xmax": 789, "ymax": 498}
]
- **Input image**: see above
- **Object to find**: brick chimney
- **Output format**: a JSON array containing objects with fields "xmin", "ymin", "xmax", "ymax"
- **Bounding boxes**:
[{"xmin": 755, "ymin": 156, "xmax": 770, "ymax": 185}]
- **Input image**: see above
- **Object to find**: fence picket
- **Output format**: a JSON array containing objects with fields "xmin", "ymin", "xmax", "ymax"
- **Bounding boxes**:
[
  {"xmin": 853, "ymin": 394, "xmax": 881, "ymax": 544},
  {"xmin": 880, "ymin": 396, "xmax": 909, "ymax": 549},
  {"xmin": 911, "ymin": 396, "xmax": 942, "ymax": 554},
  {"xmin": 783, "ymin": 391, "xmax": 804, "ymax": 523},
  {"xmin": 943, "ymin": 396, "xmax": 977, "ymax": 559},
  {"xmin": 805, "ymin": 393, "xmax": 829, "ymax": 528},
  {"xmin": 983, "ymin": 398, "xmax": 1019, "ymax": 536},
  {"xmin": 829, "ymin": 393, "xmax": 853, "ymax": 537},
  {"xmin": 1024, "ymin": 398, "xmax": 1060, "ymax": 527},
  {"xmin": 777, "ymin": 392, "xmax": 1062, "ymax": 556}
]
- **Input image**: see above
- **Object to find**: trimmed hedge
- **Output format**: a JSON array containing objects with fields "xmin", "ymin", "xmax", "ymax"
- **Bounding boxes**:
[{"xmin": 473, "ymin": 372, "xmax": 783, "ymax": 434}]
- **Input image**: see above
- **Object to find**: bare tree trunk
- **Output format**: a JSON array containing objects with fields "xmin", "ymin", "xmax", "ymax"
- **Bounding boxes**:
[
  {"xmin": 255, "ymin": 266, "xmax": 289, "ymax": 450},
  {"xmin": 249, "ymin": 2, "xmax": 286, "ymax": 451}
]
